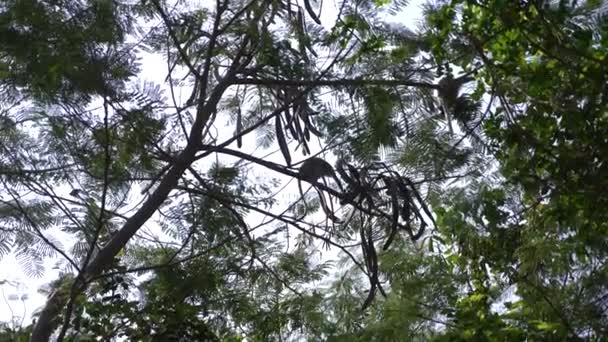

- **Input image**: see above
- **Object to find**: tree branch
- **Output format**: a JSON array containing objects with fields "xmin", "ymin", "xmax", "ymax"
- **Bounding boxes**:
[{"xmin": 233, "ymin": 77, "xmax": 438, "ymax": 89}]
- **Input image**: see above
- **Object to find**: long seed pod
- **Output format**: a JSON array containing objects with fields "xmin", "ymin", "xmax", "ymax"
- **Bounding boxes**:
[
  {"xmin": 366, "ymin": 225, "xmax": 386, "ymax": 298},
  {"xmin": 396, "ymin": 181, "xmax": 417, "ymax": 240},
  {"xmin": 317, "ymin": 188, "xmax": 341, "ymax": 223},
  {"xmin": 366, "ymin": 226, "xmax": 377, "ymax": 275},
  {"xmin": 275, "ymin": 115, "xmax": 291, "ymax": 166},
  {"xmin": 335, "ymin": 161, "xmax": 350, "ymax": 184},
  {"xmin": 336, "ymin": 161, "xmax": 357, "ymax": 187},
  {"xmin": 284, "ymin": 108, "xmax": 297, "ymax": 138},
  {"xmin": 412, "ymin": 221, "xmax": 426, "ymax": 241},
  {"xmin": 397, "ymin": 181, "xmax": 411, "ymax": 222},
  {"xmin": 360, "ymin": 227, "xmax": 370, "ymax": 270},
  {"xmin": 397, "ymin": 180, "xmax": 428, "ymax": 241},
  {"xmin": 293, "ymin": 114, "xmax": 304, "ymax": 142},
  {"xmin": 403, "ymin": 178, "xmax": 437, "ymax": 229},
  {"xmin": 346, "ymin": 163, "xmax": 361, "ymax": 183},
  {"xmin": 359, "ymin": 227, "xmax": 376, "ymax": 310},
  {"xmin": 300, "ymin": 101, "xmax": 323, "ymax": 137},
  {"xmin": 296, "ymin": 9, "xmax": 309, "ymax": 60},
  {"xmin": 236, "ymin": 106, "xmax": 243, "ymax": 148},
  {"xmin": 294, "ymin": 9, "xmax": 318, "ymax": 61},
  {"xmin": 361, "ymin": 225, "xmax": 380, "ymax": 310},
  {"xmin": 213, "ymin": 64, "xmax": 222, "ymax": 82},
  {"xmin": 382, "ymin": 177, "xmax": 400, "ymax": 250},
  {"xmin": 302, "ymin": 112, "xmax": 323, "ymax": 137},
  {"xmin": 297, "ymin": 7, "xmax": 307, "ymax": 34},
  {"xmin": 303, "ymin": 0, "xmax": 322, "ymax": 24},
  {"xmin": 301, "ymin": 139, "xmax": 310, "ymax": 155},
  {"xmin": 362, "ymin": 286, "xmax": 376, "ymax": 310},
  {"xmin": 285, "ymin": 88, "xmax": 300, "ymax": 120},
  {"xmin": 336, "ymin": 161, "xmax": 360, "ymax": 205}
]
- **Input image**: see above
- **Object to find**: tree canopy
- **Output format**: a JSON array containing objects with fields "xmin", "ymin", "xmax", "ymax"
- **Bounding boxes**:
[{"xmin": 1, "ymin": 0, "xmax": 607, "ymax": 340}]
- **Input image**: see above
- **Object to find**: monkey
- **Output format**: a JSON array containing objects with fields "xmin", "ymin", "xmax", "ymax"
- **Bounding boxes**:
[
  {"xmin": 298, "ymin": 157, "xmax": 343, "ymax": 190},
  {"xmin": 297, "ymin": 157, "xmax": 344, "ymax": 222},
  {"xmin": 437, "ymin": 73, "xmax": 475, "ymax": 134}
]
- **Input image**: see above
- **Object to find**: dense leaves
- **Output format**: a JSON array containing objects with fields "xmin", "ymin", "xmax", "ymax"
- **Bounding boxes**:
[
  {"xmin": 425, "ymin": 0, "xmax": 608, "ymax": 339},
  {"xmin": 0, "ymin": 0, "xmax": 144, "ymax": 104}
]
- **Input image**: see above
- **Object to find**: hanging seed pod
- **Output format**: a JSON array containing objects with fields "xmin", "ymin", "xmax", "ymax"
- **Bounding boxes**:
[{"xmin": 275, "ymin": 115, "xmax": 291, "ymax": 166}]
